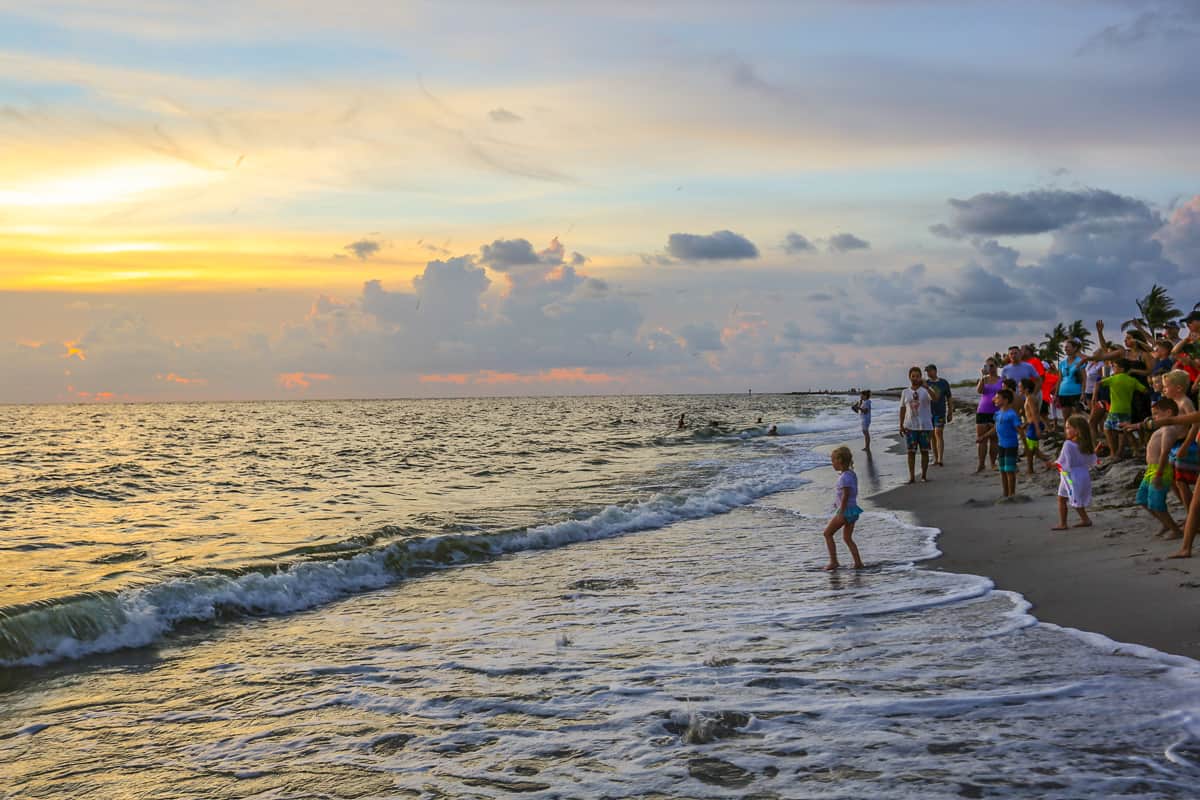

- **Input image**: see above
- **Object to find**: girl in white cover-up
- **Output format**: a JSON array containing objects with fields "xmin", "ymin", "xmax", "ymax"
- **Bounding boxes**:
[{"xmin": 1052, "ymin": 415, "xmax": 1097, "ymax": 530}]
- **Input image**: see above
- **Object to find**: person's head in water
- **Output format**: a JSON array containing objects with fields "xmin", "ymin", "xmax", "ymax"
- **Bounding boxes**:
[
  {"xmin": 831, "ymin": 446, "xmax": 853, "ymax": 471},
  {"xmin": 768, "ymin": 424, "xmax": 778, "ymax": 436},
  {"xmin": 756, "ymin": 416, "xmax": 763, "ymax": 424},
  {"xmin": 908, "ymin": 366, "xmax": 922, "ymax": 387}
]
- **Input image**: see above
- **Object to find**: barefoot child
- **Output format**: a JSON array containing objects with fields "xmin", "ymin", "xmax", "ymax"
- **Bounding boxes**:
[
  {"xmin": 1020, "ymin": 377, "xmax": 1050, "ymax": 475},
  {"xmin": 1052, "ymin": 414, "xmax": 1097, "ymax": 530},
  {"xmin": 822, "ymin": 446, "xmax": 865, "ymax": 571},
  {"xmin": 1135, "ymin": 398, "xmax": 1184, "ymax": 539},
  {"xmin": 977, "ymin": 388, "xmax": 1020, "ymax": 499}
]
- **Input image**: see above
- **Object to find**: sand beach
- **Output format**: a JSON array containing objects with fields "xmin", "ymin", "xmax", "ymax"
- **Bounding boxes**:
[{"xmin": 871, "ymin": 400, "xmax": 1200, "ymax": 661}]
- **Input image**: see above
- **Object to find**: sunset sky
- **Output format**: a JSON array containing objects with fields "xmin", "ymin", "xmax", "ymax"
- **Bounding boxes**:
[{"xmin": 3, "ymin": 0, "xmax": 1199, "ymax": 402}]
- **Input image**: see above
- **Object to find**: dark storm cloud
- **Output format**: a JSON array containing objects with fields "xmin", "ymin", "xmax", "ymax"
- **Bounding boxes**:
[
  {"xmin": 665, "ymin": 230, "xmax": 759, "ymax": 261},
  {"xmin": 488, "ymin": 108, "xmax": 523, "ymax": 123},
  {"xmin": 782, "ymin": 232, "xmax": 816, "ymax": 254},
  {"xmin": 826, "ymin": 233, "xmax": 870, "ymax": 253},
  {"xmin": 940, "ymin": 189, "xmax": 1154, "ymax": 237},
  {"xmin": 344, "ymin": 238, "xmax": 382, "ymax": 261}
]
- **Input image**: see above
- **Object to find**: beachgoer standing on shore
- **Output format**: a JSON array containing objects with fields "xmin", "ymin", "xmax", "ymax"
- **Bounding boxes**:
[
  {"xmin": 925, "ymin": 365, "xmax": 952, "ymax": 467},
  {"xmin": 822, "ymin": 446, "xmax": 865, "ymax": 571},
  {"xmin": 1162, "ymin": 370, "xmax": 1198, "ymax": 507},
  {"xmin": 976, "ymin": 359, "xmax": 1003, "ymax": 473},
  {"xmin": 900, "ymin": 367, "xmax": 936, "ymax": 483},
  {"xmin": 1140, "ymin": 402, "xmax": 1200, "ymax": 558},
  {"xmin": 1135, "ymin": 398, "xmax": 1185, "ymax": 540},
  {"xmin": 852, "ymin": 390, "xmax": 872, "ymax": 451},
  {"xmin": 1056, "ymin": 339, "xmax": 1087, "ymax": 416},
  {"xmin": 1002, "ymin": 346, "xmax": 1039, "ymax": 393},
  {"xmin": 977, "ymin": 388, "xmax": 1020, "ymax": 499},
  {"xmin": 1100, "ymin": 360, "xmax": 1147, "ymax": 463},
  {"xmin": 1020, "ymin": 377, "xmax": 1050, "ymax": 475},
  {"xmin": 1051, "ymin": 414, "xmax": 1096, "ymax": 530}
]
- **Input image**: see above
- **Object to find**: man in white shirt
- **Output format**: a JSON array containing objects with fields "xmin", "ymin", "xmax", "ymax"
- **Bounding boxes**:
[{"xmin": 899, "ymin": 365, "xmax": 936, "ymax": 483}]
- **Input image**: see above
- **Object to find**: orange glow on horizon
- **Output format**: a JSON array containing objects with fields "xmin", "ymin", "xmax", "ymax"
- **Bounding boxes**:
[{"xmin": 277, "ymin": 372, "xmax": 333, "ymax": 390}]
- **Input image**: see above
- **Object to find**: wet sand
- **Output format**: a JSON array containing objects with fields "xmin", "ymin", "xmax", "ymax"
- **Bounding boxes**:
[{"xmin": 868, "ymin": 409, "xmax": 1200, "ymax": 661}]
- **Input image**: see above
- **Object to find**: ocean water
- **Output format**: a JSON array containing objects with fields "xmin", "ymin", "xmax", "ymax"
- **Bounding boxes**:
[{"xmin": 1, "ymin": 395, "xmax": 1198, "ymax": 798}]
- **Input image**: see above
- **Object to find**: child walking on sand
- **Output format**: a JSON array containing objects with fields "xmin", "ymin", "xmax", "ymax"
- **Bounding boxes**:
[
  {"xmin": 822, "ymin": 446, "xmax": 865, "ymax": 571},
  {"xmin": 1052, "ymin": 414, "xmax": 1097, "ymax": 530},
  {"xmin": 1135, "ymin": 398, "xmax": 1184, "ymax": 540}
]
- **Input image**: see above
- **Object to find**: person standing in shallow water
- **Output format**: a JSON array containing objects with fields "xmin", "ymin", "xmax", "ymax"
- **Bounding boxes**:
[
  {"xmin": 822, "ymin": 446, "xmax": 865, "ymax": 571},
  {"xmin": 852, "ymin": 389, "xmax": 872, "ymax": 450},
  {"xmin": 899, "ymin": 366, "xmax": 936, "ymax": 483}
]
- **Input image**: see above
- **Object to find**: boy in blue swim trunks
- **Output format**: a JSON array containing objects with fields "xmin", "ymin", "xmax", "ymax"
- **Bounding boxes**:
[
  {"xmin": 822, "ymin": 446, "xmax": 865, "ymax": 571},
  {"xmin": 977, "ymin": 388, "xmax": 1020, "ymax": 499}
]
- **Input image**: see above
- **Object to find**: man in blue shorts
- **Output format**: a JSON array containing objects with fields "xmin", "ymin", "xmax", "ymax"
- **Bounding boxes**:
[
  {"xmin": 900, "ymin": 366, "xmax": 935, "ymax": 483},
  {"xmin": 925, "ymin": 364, "xmax": 952, "ymax": 467}
]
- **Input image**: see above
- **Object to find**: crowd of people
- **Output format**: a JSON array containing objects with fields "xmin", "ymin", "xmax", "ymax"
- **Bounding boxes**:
[
  {"xmin": 822, "ymin": 300, "xmax": 1200, "ymax": 572},
  {"xmin": 963, "ymin": 306, "xmax": 1200, "ymax": 558}
]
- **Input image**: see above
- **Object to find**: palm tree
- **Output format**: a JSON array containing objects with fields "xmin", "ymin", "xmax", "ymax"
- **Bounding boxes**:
[
  {"xmin": 1125, "ymin": 284, "xmax": 1181, "ymax": 338},
  {"xmin": 1039, "ymin": 323, "xmax": 1068, "ymax": 362},
  {"xmin": 1067, "ymin": 320, "xmax": 1093, "ymax": 351}
]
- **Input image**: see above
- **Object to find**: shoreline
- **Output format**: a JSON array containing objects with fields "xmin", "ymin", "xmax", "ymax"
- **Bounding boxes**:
[{"xmin": 862, "ymin": 407, "xmax": 1200, "ymax": 662}]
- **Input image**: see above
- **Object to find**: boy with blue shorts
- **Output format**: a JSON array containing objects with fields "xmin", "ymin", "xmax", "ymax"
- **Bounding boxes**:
[{"xmin": 977, "ymin": 388, "xmax": 1020, "ymax": 499}]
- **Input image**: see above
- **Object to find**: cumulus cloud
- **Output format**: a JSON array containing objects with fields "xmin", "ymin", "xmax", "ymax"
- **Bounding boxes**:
[
  {"xmin": 488, "ymin": 108, "xmax": 523, "ymax": 123},
  {"xmin": 826, "ymin": 232, "xmax": 870, "ymax": 253},
  {"xmin": 939, "ymin": 189, "xmax": 1154, "ymax": 237},
  {"xmin": 782, "ymin": 232, "xmax": 816, "ymax": 254},
  {"xmin": 665, "ymin": 230, "xmax": 759, "ymax": 261},
  {"xmin": 344, "ymin": 238, "xmax": 382, "ymax": 260}
]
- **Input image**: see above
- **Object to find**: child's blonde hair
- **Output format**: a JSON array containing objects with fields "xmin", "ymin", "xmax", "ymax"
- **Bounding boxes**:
[
  {"xmin": 1066, "ymin": 414, "xmax": 1094, "ymax": 455},
  {"xmin": 831, "ymin": 446, "xmax": 853, "ymax": 468},
  {"xmin": 1165, "ymin": 369, "xmax": 1191, "ymax": 391}
]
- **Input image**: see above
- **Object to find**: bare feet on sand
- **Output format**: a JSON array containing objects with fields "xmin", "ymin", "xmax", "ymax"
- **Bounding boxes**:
[
  {"xmin": 1167, "ymin": 551, "xmax": 1192, "ymax": 559},
  {"xmin": 1072, "ymin": 521, "xmax": 1092, "ymax": 528},
  {"xmin": 1051, "ymin": 525, "xmax": 1068, "ymax": 531}
]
